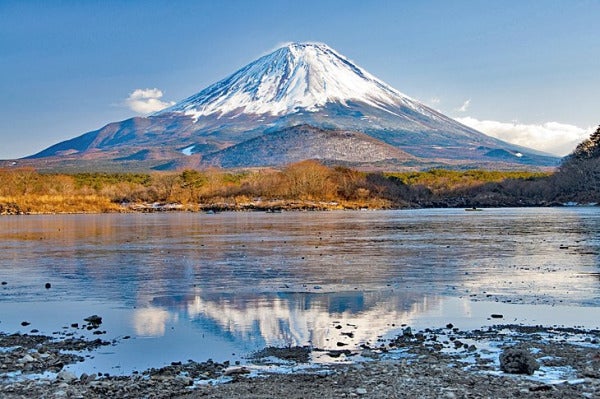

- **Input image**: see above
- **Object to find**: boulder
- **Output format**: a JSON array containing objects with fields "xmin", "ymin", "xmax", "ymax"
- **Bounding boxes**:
[{"xmin": 499, "ymin": 348, "xmax": 539, "ymax": 375}]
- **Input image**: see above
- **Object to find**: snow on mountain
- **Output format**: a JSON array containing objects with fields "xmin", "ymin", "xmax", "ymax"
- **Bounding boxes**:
[{"xmin": 158, "ymin": 42, "xmax": 429, "ymax": 120}]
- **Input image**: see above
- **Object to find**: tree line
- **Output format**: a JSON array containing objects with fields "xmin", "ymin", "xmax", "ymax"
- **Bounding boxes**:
[{"xmin": 1, "ymin": 125, "xmax": 599, "ymax": 214}]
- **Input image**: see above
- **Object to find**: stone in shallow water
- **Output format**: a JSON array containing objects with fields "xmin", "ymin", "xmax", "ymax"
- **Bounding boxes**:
[
  {"xmin": 83, "ymin": 315, "xmax": 102, "ymax": 326},
  {"xmin": 499, "ymin": 348, "xmax": 540, "ymax": 375}
]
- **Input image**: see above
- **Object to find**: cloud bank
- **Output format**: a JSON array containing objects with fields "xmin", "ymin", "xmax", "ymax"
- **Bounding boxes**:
[
  {"xmin": 126, "ymin": 88, "xmax": 175, "ymax": 114},
  {"xmin": 455, "ymin": 117, "xmax": 593, "ymax": 156}
]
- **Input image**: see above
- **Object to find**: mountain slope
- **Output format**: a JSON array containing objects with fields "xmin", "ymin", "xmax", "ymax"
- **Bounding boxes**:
[
  {"xmin": 198, "ymin": 125, "xmax": 417, "ymax": 168},
  {"xmin": 25, "ymin": 42, "xmax": 559, "ymax": 170}
]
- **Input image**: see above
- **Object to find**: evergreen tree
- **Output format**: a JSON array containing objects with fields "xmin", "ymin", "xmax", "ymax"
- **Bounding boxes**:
[
  {"xmin": 569, "ymin": 125, "xmax": 600, "ymax": 161},
  {"xmin": 555, "ymin": 125, "xmax": 600, "ymax": 202}
]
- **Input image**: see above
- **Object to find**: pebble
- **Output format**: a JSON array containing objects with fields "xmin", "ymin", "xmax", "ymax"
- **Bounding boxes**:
[{"xmin": 21, "ymin": 354, "xmax": 34, "ymax": 363}]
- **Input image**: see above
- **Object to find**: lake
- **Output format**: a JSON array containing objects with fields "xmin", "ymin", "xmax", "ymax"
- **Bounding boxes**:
[{"xmin": 1, "ymin": 208, "xmax": 599, "ymax": 376}]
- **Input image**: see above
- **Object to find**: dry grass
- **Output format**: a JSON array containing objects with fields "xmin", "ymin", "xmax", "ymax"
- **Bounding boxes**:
[
  {"xmin": 0, "ymin": 195, "xmax": 122, "ymax": 214},
  {"xmin": 0, "ymin": 163, "xmax": 553, "ymax": 214}
]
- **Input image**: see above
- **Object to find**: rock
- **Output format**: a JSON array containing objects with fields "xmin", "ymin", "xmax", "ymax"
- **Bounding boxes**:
[
  {"xmin": 360, "ymin": 349, "xmax": 379, "ymax": 359},
  {"xmin": 21, "ymin": 354, "xmax": 35, "ymax": 363},
  {"xmin": 356, "ymin": 387, "xmax": 367, "ymax": 395},
  {"xmin": 499, "ymin": 348, "xmax": 540, "ymax": 375},
  {"xmin": 583, "ymin": 368, "xmax": 600, "ymax": 378},
  {"xmin": 529, "ymin": 384, "xmax": 554, "ymax": 392},
  {"xmin": 223, "ymin": 366, "xmax": 250, "ymax": 376},
  {"xmin": 57, "ymin": 370, "xmax": 77, "ymax": 383},
  {"xmin": 84, "ymin": 315, "xmax": 102, "ymax": 325},
  {"xmin": 177, "ymin": 375, "xmax": 194, "ymax": 386}
]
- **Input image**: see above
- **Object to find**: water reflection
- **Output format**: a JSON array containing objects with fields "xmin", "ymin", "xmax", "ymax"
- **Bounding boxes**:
[
  {"xmin": 150, "ymin": 290, "xmax": 441, "ymax": 349},
  {"xmin": 1, "ymin": 209, "xmax": 598, "ymax": 306},
  {"xmin": 1, "ymin": 208, "xmax": 600, "ymax": 371},
  {"xmin": 132, "ymin": 307, "xmax": 178, "ymax": 337}
]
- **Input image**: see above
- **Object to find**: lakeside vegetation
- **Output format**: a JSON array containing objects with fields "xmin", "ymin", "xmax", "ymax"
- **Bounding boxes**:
[
  {"xmin": 0, "ymin": 162, "xmax": 556, "ymax": 214},
  {"xmin": 2, "ymin": 126, "xmax": 599, "ymax": 214}
]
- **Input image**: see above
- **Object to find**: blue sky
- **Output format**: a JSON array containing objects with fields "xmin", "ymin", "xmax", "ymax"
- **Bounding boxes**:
[{"xmin": 1, "ymin": 0, "xmax": 599, "ymax": 159}]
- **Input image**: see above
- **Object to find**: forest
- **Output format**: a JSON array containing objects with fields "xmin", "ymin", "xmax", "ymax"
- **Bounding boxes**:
[{"xmin": 1, "ymin": 126, "xmax": 599, "ymax": 215}]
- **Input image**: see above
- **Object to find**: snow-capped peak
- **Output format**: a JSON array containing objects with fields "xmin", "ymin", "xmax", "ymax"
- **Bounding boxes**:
[{"xmin": 158, "ymin": 42, "xmax": 419, "ymax": 119}]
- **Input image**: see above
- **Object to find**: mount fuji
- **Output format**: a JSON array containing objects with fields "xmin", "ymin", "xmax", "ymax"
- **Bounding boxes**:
[{"xmin": 24, "ymin": 42, "xmax": 558, "ymax": 171}]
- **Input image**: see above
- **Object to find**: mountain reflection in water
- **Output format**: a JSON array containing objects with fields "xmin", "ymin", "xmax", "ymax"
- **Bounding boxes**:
[{"xmin": 148, "ymin": 290, "xmax": 441, "ymax": 350}]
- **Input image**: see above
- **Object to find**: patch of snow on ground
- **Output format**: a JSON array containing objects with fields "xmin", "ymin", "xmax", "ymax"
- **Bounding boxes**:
[{"xmin": 181, "ymin": 145, "xmax": 195, "ymax": 156}]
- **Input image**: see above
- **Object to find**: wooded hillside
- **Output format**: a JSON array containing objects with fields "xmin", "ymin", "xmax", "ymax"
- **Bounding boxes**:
[{"xmin": 1, "ymin": 126, "xmax": 599, "ymax": 214}]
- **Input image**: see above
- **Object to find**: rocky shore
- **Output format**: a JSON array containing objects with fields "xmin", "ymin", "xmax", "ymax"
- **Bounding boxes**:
[{"xmin": 1, "ymin": 323, "xmax": 599, "ymax": 398}]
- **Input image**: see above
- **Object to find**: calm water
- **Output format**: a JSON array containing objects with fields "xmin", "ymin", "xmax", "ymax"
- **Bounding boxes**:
[{"xmin": 1, "ymin": 208, "xmax": 599, "ymax": 375}]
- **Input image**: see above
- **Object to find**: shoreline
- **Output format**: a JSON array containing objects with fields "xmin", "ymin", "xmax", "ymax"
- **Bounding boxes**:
[
  {"xmin": 2, "ymin": 200, "xmax": 596, "ymax": 216},
  {"xmin": 2, "ymin": 324, "xmax": 599, "ymax": 398}
]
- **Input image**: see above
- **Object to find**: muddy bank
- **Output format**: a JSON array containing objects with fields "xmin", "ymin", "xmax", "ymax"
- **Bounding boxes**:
[{"xmin": 1, "ymin": 324, "xmax": 599, "ymax": 398}]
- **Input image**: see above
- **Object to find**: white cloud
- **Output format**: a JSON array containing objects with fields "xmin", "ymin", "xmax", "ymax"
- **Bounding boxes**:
[
  {"xmin": 125, "ymin": 88, "xmax": 175, "ymax": 114},
  {"xmin": 457, "ymin": 99, "xmax": 471, "ymax": 113},
  {"xmin": 456, "ymin": 116, "xmax": 594, "ymax": 156}
]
